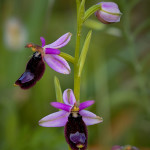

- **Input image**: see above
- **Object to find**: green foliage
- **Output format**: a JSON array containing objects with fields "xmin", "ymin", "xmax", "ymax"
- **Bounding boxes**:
[{"xmin": 54, "ymin": 76, "xmax": 63, "ymax": 103}]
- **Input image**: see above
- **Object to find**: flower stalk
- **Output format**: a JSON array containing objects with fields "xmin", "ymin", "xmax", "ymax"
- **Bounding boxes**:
[{"xmin": 83, "ymin": 4, "xmax": 101, "ymax": 22}]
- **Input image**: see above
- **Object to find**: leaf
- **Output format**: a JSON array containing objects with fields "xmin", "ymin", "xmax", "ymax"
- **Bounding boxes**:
[
  {"xmin": 78, "ymin": 0, "xmax": 85, "ymax": 24},
  {"xmin": 54, "ymin": 76, "xmax": 63, "ymax": 103},
  {"xmin": 78, "ymin": 30, "xmax": 92, "ymax": 76}
]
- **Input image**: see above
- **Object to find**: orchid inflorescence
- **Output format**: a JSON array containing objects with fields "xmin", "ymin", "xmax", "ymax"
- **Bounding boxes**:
[{"xmin": 15, "ymin": 1, "xmax": 122, "ymax": 150}]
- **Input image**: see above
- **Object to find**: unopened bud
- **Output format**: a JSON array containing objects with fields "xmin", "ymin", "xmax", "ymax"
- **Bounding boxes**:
[{"xmin": 95, "ymin": 2, "xmax": 122, "ymax": 24}]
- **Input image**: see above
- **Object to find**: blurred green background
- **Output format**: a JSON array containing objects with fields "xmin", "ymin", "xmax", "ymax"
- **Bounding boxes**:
[{"xmin": 0, "ymin": 0, "xmax": 150, "ymax": 150}]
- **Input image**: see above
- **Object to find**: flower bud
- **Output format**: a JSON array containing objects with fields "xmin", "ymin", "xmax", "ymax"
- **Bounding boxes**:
[{"xmin": 95, "ymin": 2, "xmax": 122, "ymax": 24}]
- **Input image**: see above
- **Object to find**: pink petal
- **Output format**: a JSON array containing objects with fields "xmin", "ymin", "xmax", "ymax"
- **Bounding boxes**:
[
  {"xmin": 97, "ymin": 11, "xmax": 120, "ymax": 23},
  {"xmin": 39, "ymin": 110, "xmax": 69, "ymax": 127},
  {"xmin": 44, "ymin": 54, "xmax": 71, "ymax": 74},
  {"xmin": 44, "ymin": 32, "xmax": 72, "ymax": 49},
  {"xmin": 45, "ymin": 48, "xmax": 60, "ymax": 55},
  {"xmin": 79, "ymin": 100, "xmax": 95, "ymax": 111},
  {"xmin": 63, "ymin": 89, "xmax": 76, "ymax": 105},
  {"xmin": 79, "ymin": 110, "xmax": 103, "ymax": 126},
  {"xmin": 40, "ymin": 37, "xmax": 46, "ymax": 47},
  {"xmin": 101, "ymin": 2, "xmax": 121, "ymax": 14},
  {"xmin": 51, "ymin": 102, "xmax": 71, "ymax": 112},
  {"xmin": 96, "ymin": 2, "xmax": 121, "ymax": 23}
]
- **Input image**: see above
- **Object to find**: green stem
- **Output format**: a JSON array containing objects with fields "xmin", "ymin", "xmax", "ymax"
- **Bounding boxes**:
[
  {"xmin": 68, "ymin": 1, "xmax": 83, "ymax": 149},
  {"xmin": 74, "ymin": 0, "xmax": 82, "ymax": 102},
  {"xmin": 76, "ymin": 0, "xmax": 81, "ymax": 14},
  {"xmin": 83, "ymin": 4, "xmax": 101, "ymax": 22}
]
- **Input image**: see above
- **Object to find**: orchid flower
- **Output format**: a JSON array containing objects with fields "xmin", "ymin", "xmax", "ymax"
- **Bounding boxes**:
[
  {"xmin": 39, "ymin": 89, "xmax": 103, "ymax": 150},
  {"xmin": 15, "ymin": 33, "xmax": 72, "ymax": 89}
]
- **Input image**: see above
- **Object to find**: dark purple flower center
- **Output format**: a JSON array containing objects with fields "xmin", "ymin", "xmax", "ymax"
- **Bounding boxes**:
[
  {"xmin": 64, "ymin": 112, "xmax": 87, "ymax": 150},
  {"xmin": 15, "ymin": 52, "xmax": 45, "ymax": 89}
]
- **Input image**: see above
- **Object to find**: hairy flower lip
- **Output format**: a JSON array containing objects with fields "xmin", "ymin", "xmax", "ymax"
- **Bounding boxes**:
[
  {"xmin": 15, "ymin": 52, "xmax": 45, "ymax": 89},
  {"xmin": 65, "ymin": 112, "xmax": 88, "ymax": 150}
]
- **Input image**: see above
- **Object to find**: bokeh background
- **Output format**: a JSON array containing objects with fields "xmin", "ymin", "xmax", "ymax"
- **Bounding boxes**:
[{"xmin": 0, "ymin": 0, "xmax": 150, "ymax": 150}]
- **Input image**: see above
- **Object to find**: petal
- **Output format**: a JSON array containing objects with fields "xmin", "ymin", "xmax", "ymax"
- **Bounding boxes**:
[
  {"xmin": 44, "ymin": 54, "xmax": 71, "ymax": 74},
  {"xmin": 45, "ymin": 48, "xmax": 60, "ymax": 55},
  {"xmin": 96, "ymin": 2, "xmax": 121, "ymax": 24},
  {"xmin": 40, "ymin": 37, "xmax": 46, "ymax": 47},
  {"xmin": 44, "ymin": 32, "xmax": 72, "ymax": 49},
  {"xmin": 63, "ymin": 89, "xmax": 76, "ymax": 105},
  {"xmin": 51, "ymin": 102, "xmax": 72, "ymax": 112},
  {"xmin": 79, "ymin": 100, "xmax": 95, "ymax": 111},
  {"xmin": 101, "ymin": 2, "xmax": 121, "ymax": 14},
  {"xmin": 39, "ymin": 110, "xmax": 69, "ymax": 127},
  {"xmin": 79, "ymin": 110, "xmax": 103, "ymax": 126},
  {"xmin": 97, "ymin": 11, "xmax": 120, "ymax": 23}
]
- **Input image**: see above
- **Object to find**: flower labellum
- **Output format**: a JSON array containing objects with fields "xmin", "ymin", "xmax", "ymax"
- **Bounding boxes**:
[
  {"xmin": 65, "ymin": 112, "xmax": 87, "ymax": 150},
  {"xmin": 15, "ymin": 51, "xmax": 45, "ymax": 89},
  {"xmin": 95, "ymin": 2, "xmax": 122, "ymax": 24},
  {"xmin": 39, "ymin": 89, "xmax": 103, "ymax": 150},
  {"xmin": 15, "ymin": 33, "xmax": 72, "ymax": 89}
]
